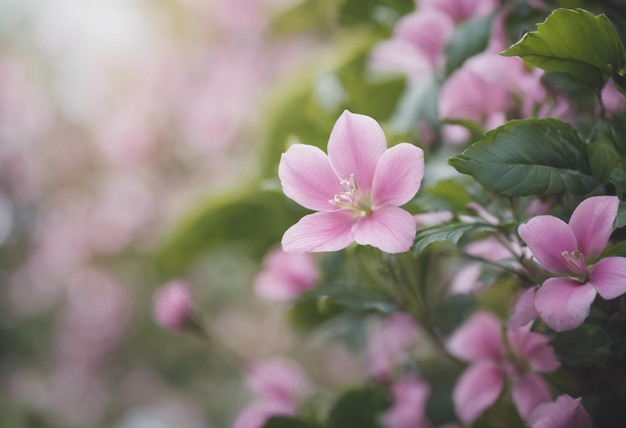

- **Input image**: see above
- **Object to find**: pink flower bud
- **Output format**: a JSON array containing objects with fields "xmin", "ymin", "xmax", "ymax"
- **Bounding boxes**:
[{"xmin": 153, "ymin": 280, "xmax": 193, "ymax": 331}]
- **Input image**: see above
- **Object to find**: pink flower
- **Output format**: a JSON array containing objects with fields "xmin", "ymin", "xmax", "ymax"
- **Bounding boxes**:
[
  {"xmin": 253, "ymin": 248, "xmax": 318, "ymax": 302},
  {"xmin": 370, "ymin": 9, "xmax": 454, "ymax": 79},
  {"xmin": 245, "ymin": 359, "xmax": 312, "ymax": 407},
  {"xmin": 279, "ymin": 111, "xmax": 424, "ymax": 254},
  {"xmin": 447, "ymin": 312, "xmax": 559, "ymax": 424},
  {"xmin": 153, "ymin": 280, "xmax": 193, "ymax": 331},
  {"xmin": 528, "ymin": 394, "xmax": 592, "ymax": 428},
  {"xmin": 368, "ymin": 313, "xmax": 420, "ymax": 380},
  {"xmin": 232, "ymin": 400, "xmax": 295, "ymax": 428},
  {"xmin": 418, "ymin": 0, "xmax": 499, "ymax": 22},
  {"xmin": 509, "ymin": 288, "xmax": 539, "ymax": 329},
  {"xmin": 382, "ymin": 375, "xmax": 430, "ymax": 428},
  {"xmin": 518, "ymin": 196, "xmax": 626, "ymax": 331},
  {"xmin": 233, "ymin": 359, "xmax": 311, "ymax": 428}
]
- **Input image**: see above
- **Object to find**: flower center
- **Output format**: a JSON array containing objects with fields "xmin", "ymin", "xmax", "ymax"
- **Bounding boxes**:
[
  {"xmin": 561, "ymin": 250, "xmax": 590, "ymax": 281},
  {"xmin": 330, "ymin": 174, "xmax": 372, "ymax": 216}
]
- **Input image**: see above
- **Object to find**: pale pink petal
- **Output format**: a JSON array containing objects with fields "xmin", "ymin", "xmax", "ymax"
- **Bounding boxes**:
[
  {"xmin": 371, "ymin": 143, "xmax": 424, "ymax": 207},
  {"xmin": 394, "ymin": 9, "xmax": 454, "ymax": 67},
  {"xmin": 568, "ymin": 196, "xmax": 618, "ymax": 259},
  {"xmin": 153, "ymin": 280, "xmax": 192, "ymax": 331},
  {"xmin": 232, "ymin": 400, "xmax": 295, "ymax": 428},
  {"xmin": 278, "ymin": 144, "xmax": 341, "ymax": 212},
  {"xmin": 509, "ymin": 288, "xmax": 539, "ymax": 329},
  {"xmin": 245, "ymin": 359, "xmax": 311, "ymax": 404},
  {"xmin": 507, "ymin": 329, "xmax": 559, "ymax": 373},
  {"xmin": 370, "ymin": 40, "xmax": 433, "ymax": 79},
  {"xmin": 528, "ymin": 395, "xmax": 592, "ymax": 428},
  {"xmin": 534, "ymin": 278, "xmax": 597, "ymax": 332},
  {"xmin": 589, "ymin": 256, "xmax": 626, "ymax": 300},
  {"xmin": 282, "ymin": 211, "xmax": 354, "ymax": 254},
  {"xmin": 447, "ymin": 312, "xmax": 505, "ymax": 361},
  {"xmin": 453, "ymin": 361, "xmax": 504, "ymax": 424},
  {"xmin": 518, "ymin": 216, "xmax": 578, "ymax": 274},
  {"xmin": 352, "ymin": 206, "xmax": 417, "ymax": 254},
  {"xmin": 368, "ymin": 313, "xmax": 419, "ymax": 379},
  {"xmin": 327, "ymin": 110, "xmax": 387, "ymax": 194},
  {"xmin": 382, "ymin": 375, "xmax": 430, "ymax": 428},
  {"xmin": 511, "ymin": 373, "xmax": 552, "ymax": 420}
]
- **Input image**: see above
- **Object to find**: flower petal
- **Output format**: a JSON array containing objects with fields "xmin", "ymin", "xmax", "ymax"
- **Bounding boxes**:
[
  {"xmin": 453, "ymin": 361, "xmax": 504, "ymax": 425},
  {"xmin": 509, "ymin": 288, "xmax": 539, "ymax": 329},
  {"xmin": 507, "ymin": 329, "xmax": 560, "ymax": 373},
  {"xmin": 511, "ymin": 373, "xmax": 552, "ymax": 420},
  {"xmin": 518, "ymin": 215, "xmax": 578, "ymax": 274},
  {"xmin": 327, "ymin": 111, "xmax": 387, "ymax": 194},
  {"xmin": 528, "ymin": 395, "xmax": 592, "ymax": 428},
  {"xmin": 352, "ymin": 206, "xmax": 417, "ymax": 254},
  {"xmin": 371, "ymin": 143, "xmax": 424, "ymax": 208},
  {"xmin": 590, "ymin": 256, "xmax": 626, "ymax": 300},
  {"xmin": 279, "ymin": 144, "xmax": 341, "ymax": 212},
  {"xmin": 535, "ymin": 278, "xmax": 597, "ymax": 331},
  {"xmin": 281, "ymin": 211, "xmax": 354, "ymax": 253},
  {"xmin": 447, "ymin": 312, "xmax": 505, "ymax": 362},
  {"xmin": 569, "ymin": 196, "xmax": 618, "ymax": 259}
]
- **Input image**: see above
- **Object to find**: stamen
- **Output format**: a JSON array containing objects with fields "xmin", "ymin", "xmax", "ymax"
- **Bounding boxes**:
[
  {"xmin": 561, "ymin": 250, "xmax": 589, "ymax": 280},
  {"xmin": 329, "ymin": 174, "xmax": 371, "ymax": 215}
]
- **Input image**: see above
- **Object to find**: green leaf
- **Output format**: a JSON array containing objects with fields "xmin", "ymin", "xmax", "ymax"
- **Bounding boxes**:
[
  {"xmin": 338, "ymin": 0, "xmax": 414, "ymax": 28},
  {"xmin": 445, "ymin": 13, "xmax": 494, "ymax": 75},
  {"xmin": 412, "ymin": 223, "xmax": 497, "ymax": 256},
  {"xmin": 552, "ymin": 323, "xmax": 612, "ymax": 367},
  {"xmin": 269, "ymin": 0, "xmax": 336, "ymax": 35},
  {"xmin": 307, "ymin": 282, "xmax": 398, "ymax": 314},
  {"xmin": 432, "ymin": 294, "xmax": 477, "ymax": 335},
  {"xmin": 588, "ymin": 142, "xmax": 620, "ymax": 182},
  {"xmin": 614, "ymin": 201, "xmax": 626, "ymax": 230},
  {"xmin": 449, "ymin": 118, "xmax": 601, "ymax": 197},
  {"xmin": 502, "ymin": 8, "xmax": 626, "ymax": 89},
  {"xmin": 155, "ymin": 188, "xmax": 302, "ymax": 278},
  {"xmin": 610, "ymin": 166, "xmax": 626, "ymax": 192},
  {"xmin": 264, "ymin": 416, "xmax": 320, "ymax": 428},
  {"xmin": 417, "ymin": 178, "xmax": 474, "ymax": 212},
  {"xmin": 326, "ymin": 386, "xmax": 391, "ymax": 428}
]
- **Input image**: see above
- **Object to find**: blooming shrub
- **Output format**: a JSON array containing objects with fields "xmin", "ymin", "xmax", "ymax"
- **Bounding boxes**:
[{"xmin": 5, "ymin": 1, "xmax": 626, "ymax": 428}]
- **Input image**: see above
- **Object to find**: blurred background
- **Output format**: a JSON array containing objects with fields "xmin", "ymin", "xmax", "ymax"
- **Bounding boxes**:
[{"xmin": 0, "ymin": 0, "xmax": 335, "ymax": 427}]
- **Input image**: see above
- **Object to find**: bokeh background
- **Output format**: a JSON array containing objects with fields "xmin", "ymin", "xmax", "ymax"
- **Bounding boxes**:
[{"xmin": 0, "ymin": 1, "xmax": 320, "ymax": 427}]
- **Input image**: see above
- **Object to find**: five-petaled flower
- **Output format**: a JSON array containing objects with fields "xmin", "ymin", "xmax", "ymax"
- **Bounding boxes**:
[
  {"xmin": 518, "ymin": 195, "xmax": 626, "ymax": 331},
  {"xmin": 279, "ymin": 110, "xmax": 424, "ymax": 254},
  {"xmin": 448, "ymin": 312, "xmax": 560, "ymax": 424}
]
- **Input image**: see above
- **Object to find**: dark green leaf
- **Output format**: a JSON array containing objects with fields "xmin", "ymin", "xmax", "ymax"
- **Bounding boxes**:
[
  {"xmin": 445, "ymin": 14, "xmax": 495, "ymax": 75},
  {"xmin": 412, "ymin": 223, "xmax": 497, "ymax": 256},
  {"xmin": 552, "ymin": 323, "xmax": 612, "ymax": 367},
  {"xmin": 432, "ymin": 294, "xmax": 477, "ymax": 335},
  {"xmin": 588, "ymin": 142, "xmax": 620, "ymax": 182},
  {"xmin": 338, "ymin": 0, "xmax": 414, "ymax": 27},
  {"xmin": 502, "ymin": 8, "xmax": 626, "ymax": 89},
  {"xmin": 449, "ymin": 118, "xmax": 601, "ymax": 197},
  {"xmin": 308, "ymin": 282, "xmax": 398, "ymax": 314},
  {"xmin": 287, "ymin": 293, "xmax": 345, "ymax": 332},
  {"xmin": 610, "ymin": 167, "xmax": 626, "ymax": 192},
  {"xmin": 614, "ymin": 201, "xmax": 626, "ymax": 229},
  {"xmin": 264, "ymin": 416, "xmax": 320, "ymax": 428},
  {"xmin": 326, "ymin": 386, "xmax": 391, "ymax": 428}
]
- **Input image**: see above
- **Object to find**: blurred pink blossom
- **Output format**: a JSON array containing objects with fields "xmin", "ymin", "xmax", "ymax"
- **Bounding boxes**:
[
  {"xmin": 232, "ymin": 400, "xmax": 295, "ymax": 428},
  {"xmin": 279, "ymin": 110, "xmax": 424, "ymax": 254},
  {"xmin": 418, "ymin": 0, "xmax": 499, "ymax": 22},
  {"xmin": 254, "ymin": 248, "xmax": 318, "ymax": 302},
  {"xmin": 382, "ymin": 375, "xmax": 430, "ymax": 428},
  {"xmin": 601, "ymin": 78, "xmax": 626, "ymax": 116},
  {"xmin": 153, "ymin": 280, "xmax": 193, "ymax": 331},
  {"xmin": 245, "ymin": 359, "xmax": 312, "ymax": 406},
  {"xmin": 447, "ymin": 312, "xmax": 559, "ymax": 424},
  {"xmin": 439, "ymin": 52, "xmax": 545, "ymax": 144},
  {"xmin": 509, "ymin": 287, "xmax": 539, "ymax": 329},
  {"xmin": 528, "ymin": 394, "xmax": 592, "ymax": 428},
  {"xmin": 370, "ymin": 9, "xmax": 454, "ymax": 79},
  {"xmin": 368, "ymin": 313, "xmax": 420, "ymax": 380},
  {"xmin": 519, "ymin": 196, "xmax": 626, "ymax": 331}
]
